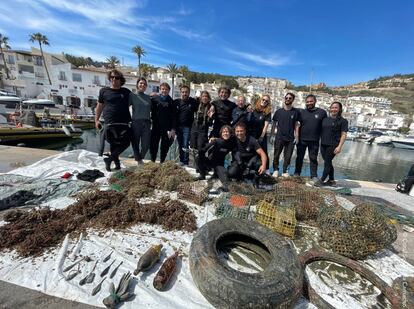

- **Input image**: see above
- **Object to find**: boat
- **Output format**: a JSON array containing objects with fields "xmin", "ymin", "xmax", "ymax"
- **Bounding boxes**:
[
  {"xmin": 0, "ymin": 90, "xmax": 22, "ymax": 108},
  {"xmin": 0, "ymin": 125, "xmax": 82, "ymax": 145},
  {"xmin": 392, "ymin": 136, "xmax": 414, "ymax": 150},
  {"xmin": 22, "ymin": 99, "xmax": 56, "ymax": 109}
]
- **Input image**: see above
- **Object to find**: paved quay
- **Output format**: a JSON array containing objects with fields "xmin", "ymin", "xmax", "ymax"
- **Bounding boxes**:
[{"xmin": 0, "ymin": 145, "xmax": 413, "ymax": 308}]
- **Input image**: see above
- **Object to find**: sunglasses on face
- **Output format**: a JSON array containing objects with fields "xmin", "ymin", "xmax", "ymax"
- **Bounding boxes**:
[
  {"xmin": 262, "ymin": 99, "xmax": 269, "ymax": 103},
  {"xmin": 285, "ymin": 97, "xmax": 293, "ymax": 100},
  {"xmin": 110, "ymin": 76, "xmax": 121, "ymax": 80}
]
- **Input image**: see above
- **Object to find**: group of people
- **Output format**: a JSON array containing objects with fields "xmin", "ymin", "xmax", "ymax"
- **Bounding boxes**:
[{"xmin": 95, "ymin": 69, "xmax": 348, "ymax": 189}]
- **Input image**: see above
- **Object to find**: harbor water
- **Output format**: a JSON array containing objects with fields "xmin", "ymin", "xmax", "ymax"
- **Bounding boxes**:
[{"xmin": 19, "ymin": 129, "xmax": 414, "ymax": 184}]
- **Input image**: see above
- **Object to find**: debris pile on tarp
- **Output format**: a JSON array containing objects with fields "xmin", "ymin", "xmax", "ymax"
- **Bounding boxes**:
[
  {"xmin": 0, "ymin": 174, "xmax": 90, "ymax": 211},
  {"xmin": 109, "ymin": 161, "xmax": 194, "ymax": 198},
  {"xmin": 317, "ymin": 203, "xmax": 398, "ymax": 259},
  {"xmin": 0, "ymin": 190, "xmax": 197, "ymax": 257}
]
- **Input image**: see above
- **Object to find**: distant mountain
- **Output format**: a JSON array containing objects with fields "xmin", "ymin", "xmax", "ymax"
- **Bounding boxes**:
[{"xmin": 288, "ymin": 73, "xmax": 414, "ymax": 115}]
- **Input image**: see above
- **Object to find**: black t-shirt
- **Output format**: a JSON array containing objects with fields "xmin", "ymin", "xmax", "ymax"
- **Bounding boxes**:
[
  {"xmin": 151, "ymin": 95, "xmax": 175, "ymax": 132},
  {"xmin": 98, "ymin": 87, "xmax": 131, "ymax": 124},
  {"xmin": 175, "ymin": 97, "xmax": 198, "ymax": 127},
  {"xmin": 233, "ymin": 135, "xmax": 261, "ymax": 162},
  {"xmin": 272, "ymin": 107, "xmax": 300, "ymax": 142},
  {"xmin": 298, "ymin": 107, "xmax": 327, "ymax": 142},
  {"xmin": 212, "ymin": 99, "xmax": 236, "ymax": 126},
  {"xmin": 203, "ymin": 137, "xmax": 236, "ymax": 165},
  {"xmin": 321, "ymin": 116, "xmax": 349, "ymax": 146},
  {"xmin": 251, "ymin": 110, "xmax": 271, "ymax": 139}
]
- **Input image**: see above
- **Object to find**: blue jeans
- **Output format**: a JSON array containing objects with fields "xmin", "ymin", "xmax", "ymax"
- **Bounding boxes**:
[{"xmin": 177, "ymin": 126, "xmax": 191, "ymax": 165}]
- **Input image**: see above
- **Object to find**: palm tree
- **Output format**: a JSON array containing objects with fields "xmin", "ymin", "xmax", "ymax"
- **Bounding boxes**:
[
  {"xmin": 106, "ymin": 56, "xmax": 120, "ymax": 69},
  {"xmin": 29, "ymin": 32, "xmax": 52, "ymax": 85},
  {"xmin": 166, "ymin": 63, "xmax": 179, "ymax": 99},
  {"xmin": 132, "ymin": 45, "xmax": 146, "ymax": 77},
  {"xmin": 0, "ymin": 33, "xmax": 11, "ymax": 79},
  {"xmin": 140, "ymin": 63, "xmax": 156, "ymax": 78}
]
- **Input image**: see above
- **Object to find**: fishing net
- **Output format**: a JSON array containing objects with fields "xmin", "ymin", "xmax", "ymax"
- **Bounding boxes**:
[
  {"xmin": 262, "ymin": 180, "xmax": 339, "ymax": 221},
  {"xmin": 214, "ymin": 194, "xmax": 251, "ymax": 220},
  {"xmin": 317, "ymin": 203, "xmax": 398, "ymax": 259},
  {"xmin": 254, "ymin": 200, "xmax": 297, "ymax": 238},
  {"xmin": 177, "ymin": 180, "xmax": 210, "ymax": 205},
  {"xmin": 108, "ymin": 161, "xmax": 194, "ymax": 198}
]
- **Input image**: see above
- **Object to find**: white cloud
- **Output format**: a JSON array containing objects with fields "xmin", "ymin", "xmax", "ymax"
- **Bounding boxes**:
[
  {"xmin": 213, "ymin": 58, "xmax": 256, "ymax": 72},
  {"xmin": 225, "ymin": 48, "xmax": 290, "ymax": 67},
  {"xmin": 176, "ymin": 3, "xmax": 193, "ymax": 16}
]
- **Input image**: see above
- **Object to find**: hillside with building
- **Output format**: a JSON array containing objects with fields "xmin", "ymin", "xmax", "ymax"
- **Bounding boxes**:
[{"xmin": 0, "ymin": 46, "xmax": 413, "ymax": 133}]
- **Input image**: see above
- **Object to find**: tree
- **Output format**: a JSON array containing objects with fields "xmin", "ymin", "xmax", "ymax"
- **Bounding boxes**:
[
  {"xmin": 106, "ymin": 56, "xmax": 120, "ymax": 69},
  {"xmin": 140, "ymin": 63, "xmax": 156, "ymax": 78},
  {"xmin": 0, "ymin": 33, "xmax": 11, "ymax": 79},
  {"xmin": 132, "ymin": 45, "xmax": 146, "ymax": 77},
  {"xmin": 29, "ymin": 32, "xmax": 52, "ymax": 85},
  {"xmin": 166, "ymin": 63, "xmax": 179, "ymax": 99}
]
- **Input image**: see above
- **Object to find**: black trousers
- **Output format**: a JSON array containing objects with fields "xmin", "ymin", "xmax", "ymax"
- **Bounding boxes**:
[
  {"xmin": 104, "ymin": 125, "xmax": 131, "ymax": 163},
  {"xmin": 228, "ymin": 156, "xmax": 261, "ymax": 180},
  {"xmin": 197, "ymin": 154, "xmax": 228, "ymax": 183},
  {"xmin": 258, "ymin": 134, "xmax": 269, "ymax": 169},
  {"xmin": 294, "ymin": 140, "xmax": 319, "ymax": 178},
  {"xmin": 320, "ymin": 144, "xmax": 336, "ymax": 181},
  {"xmin": 273, "ymin": 139, "xmax": 295, "ymax": 173},
  {"xmin": 150, "ymin": 128, "xmax": 173, "ymax": 163},
  {"xmin": 191, "ymin": 126, "xmax": 208, "ymax": 151},
  {"xmin": 131, "ymin": 119, "xmax": 151, "ymax": 161}
]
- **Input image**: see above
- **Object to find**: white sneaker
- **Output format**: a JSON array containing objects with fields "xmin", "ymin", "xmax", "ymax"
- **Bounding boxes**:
[
  {"xmin": 281, "ymin": 173, "xmax": 289, "ymax": 177},
  {"xmin": 272, "ymin": 171, "xmax": 279, "ymax": 177}
]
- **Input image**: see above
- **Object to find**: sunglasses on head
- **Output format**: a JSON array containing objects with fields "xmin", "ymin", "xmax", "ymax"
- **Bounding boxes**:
[{"xmin": 110, "ymin": 76, "xmax": 121, "ymax": 80}]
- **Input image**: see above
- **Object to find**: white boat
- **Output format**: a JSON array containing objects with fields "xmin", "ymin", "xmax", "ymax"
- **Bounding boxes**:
[
  {"xmin": 22, "ymin": 99, "xmax": 56, "ymax": 108},
  {"xmin": 0, "ymin": 90, "xmax": 22, "ymax": 108},
  {"xmin": 392, "ymin": 136, "xmax": 414, "ymax": 150}
]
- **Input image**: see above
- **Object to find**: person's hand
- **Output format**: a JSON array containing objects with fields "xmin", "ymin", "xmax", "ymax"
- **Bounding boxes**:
[
  {"xmin": 334, "ymin": 146, "xmax": 342, "ymax": 155},
  {"xmin": 293, "ymin": 137, "xmax": 298, "ymax": 145},
  {"xmin": 269, "ymin": 135, "xmax": 275, "ymax": 144},
  {"xmin": 258, "ymin": 164, "xmax": 266, "ymax": 175},
  {"xmin": 208, "ymin": 137, "xmax": 216, "ymax": 143},
  {"xmin": 150, "ymin": 92, "xmax": 159, "ymax": 97},
  {"xmin": 168, "ymin": 130, "xmax": 176, "ymax": 139},
  {"xmin": 95, "ymin": 120, "xmax": 102, "ymax": 130}
]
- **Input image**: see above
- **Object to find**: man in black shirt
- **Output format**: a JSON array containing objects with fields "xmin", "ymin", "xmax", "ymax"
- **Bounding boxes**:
[
  {"xmin": 210, "ymin": 86, "xmax": 236, "ymax": 137},
  {"xmin": 174, "ymin": 85, "xmax": 198, "ymax": 166},
  {"xmin": 294, "ymin": 94, "xmax": 327, "ymax": 180},
  {"xmin": 270, "ymin": 92, "xmax": 300, "ymax": 177},
  {"xmin": 95, "ymin": 69, "xmax": 131, "ymax": 171},
  {"xmin": 150, "ymin": 82, "xmax": 176, "ymax": 163},
  {"xmin": 228, "ymin": 122, "xmax": 267, "ymax": 181}
]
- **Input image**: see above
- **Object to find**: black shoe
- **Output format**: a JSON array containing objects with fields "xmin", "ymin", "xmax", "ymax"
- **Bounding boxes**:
[
  {"xmin": 103, "ymin": 157, "xmax": 112, "ymax": 172},
  {"xmin": 313, "ymin": 179, "xmax": 326, "ymax": 187},
  {"xmin": 114, "ymin": 160, "xmax": 121, "ymax": 170},
  {"xmin": 325, "ymin": 180, "xmax": 337, "ymax": 187}
]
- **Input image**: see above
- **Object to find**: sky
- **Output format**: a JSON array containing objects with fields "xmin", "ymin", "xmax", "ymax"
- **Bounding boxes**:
[{"xmin": 0, "ymin": 0, "xmax": 413, "ymax": 86}]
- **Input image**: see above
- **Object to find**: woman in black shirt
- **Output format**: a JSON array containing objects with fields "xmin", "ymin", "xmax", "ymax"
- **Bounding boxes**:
[
  {"xmin": 250, "ymin": 95, "xmax": 271, "ymax": 167},
  {"xmin": 197, "ymin": 125, "xmax": 236, "ymax": 190},
  {"xmin": 315, "ymin": 102, "xmax": 348, "ymax": 187},
  {"xmin": 191, "ymin": 91, "xmax": 213, "ymax": 158}
]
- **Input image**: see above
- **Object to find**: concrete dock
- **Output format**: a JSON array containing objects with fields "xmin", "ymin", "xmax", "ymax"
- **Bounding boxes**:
[{"xmin": 0, "ymin": 145, "xmax": 413, "ymax": 308}]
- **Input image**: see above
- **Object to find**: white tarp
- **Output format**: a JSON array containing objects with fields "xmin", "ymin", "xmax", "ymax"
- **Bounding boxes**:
[{"xmin": 0, "ymin": 149, "xmax": 413, "ymax": 308}]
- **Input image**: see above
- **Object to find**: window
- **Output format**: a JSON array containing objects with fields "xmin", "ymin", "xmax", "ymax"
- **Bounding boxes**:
[
  {"xmin": 72, "ymin": 73, "xmax": 82, "ymax": 82},
  {"xmin": 59, "ymin": 71, "xmax": 67, "ymax": 81},
  {"xmin": 7, "ymin": 55, "xmax": 15, "ymax": 64},
  {"xmin": 34, "ymin": 56, "xmax": 43, "ymax": 66},
  {"xmin": 93, "ymin": 75, "xmax": 100, "ymax": 85}
]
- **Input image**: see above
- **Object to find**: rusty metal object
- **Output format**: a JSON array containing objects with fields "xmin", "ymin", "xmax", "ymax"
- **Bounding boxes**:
[
  {"xmin": 153, "ymin": 251, "xmax": 179, "ymax": 291},
  {"xmin": 134, "ymin": 244, "xmax": 163, "ymax": 275}
]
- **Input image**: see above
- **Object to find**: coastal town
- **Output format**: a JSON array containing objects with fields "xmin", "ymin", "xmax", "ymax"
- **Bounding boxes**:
[{"xmin": 1, "ymin": 46, "xmax": 413, "ymax": 134}]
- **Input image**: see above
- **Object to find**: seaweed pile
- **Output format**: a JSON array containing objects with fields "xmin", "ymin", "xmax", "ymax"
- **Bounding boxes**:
[
  {"xmin": 109, "ymin": 161, "xmax": 194, "ymax": 198},
  {"xmin": 0, "ymin": 190, "xmax": 197, "ymax": 257}
]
